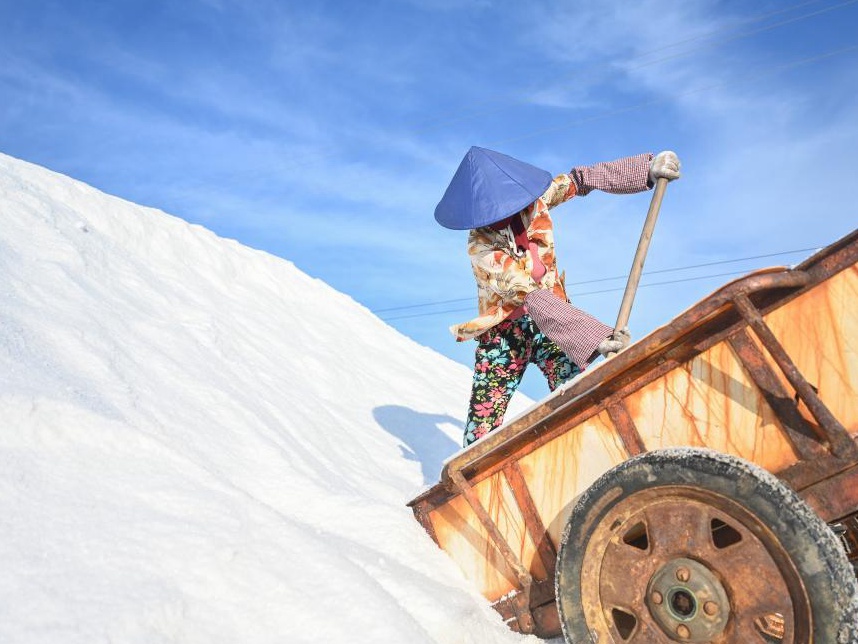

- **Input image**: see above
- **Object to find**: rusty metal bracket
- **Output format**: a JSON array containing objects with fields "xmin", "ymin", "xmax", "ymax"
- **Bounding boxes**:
[
  {"xmin": 733, "ymin": 291, "xmax": 858, "ymax": 459},
  {"xmin": 503, "ymin": 461, "xmax": 557, "ymax": 578},
  {"xmin": 607, "ymin": 400, "xmax": 647, "ymax": 457},
  {"xmin": 727, "ymin": 329, "xmax": 829, "ymax": 460},
  {"xmin": 447, "ymin": 468, "xmax": 535, "ymax": 633}
]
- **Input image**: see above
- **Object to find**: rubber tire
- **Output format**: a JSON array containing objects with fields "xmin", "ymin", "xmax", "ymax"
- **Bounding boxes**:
[{"xmin": 555, "ymin": 447, "xmax": 858, "ymax": 643}]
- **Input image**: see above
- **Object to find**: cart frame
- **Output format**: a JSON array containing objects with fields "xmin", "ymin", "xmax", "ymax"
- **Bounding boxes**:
[{"xmin": 408, "ymin": 228, "xmax": 858, "ymax": 637}]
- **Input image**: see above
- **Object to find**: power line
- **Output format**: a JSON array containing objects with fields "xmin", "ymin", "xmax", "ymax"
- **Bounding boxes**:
[
  {"xmin": 379, "ymin": 268, "xmax": 762, "ymax": 322},
  {"xmin": 575, "ymin": 269, "xmax": 761, "ymax": 297},
  {"xmin": 615, "ymin": 0, "xmax": 827, "ymax": 61},
  {"xmin": 565, "ymin": 247, "xmax": 821, "ymax": 285},
  {"xmin": 373, "ymin": 246, "xmax": 819, "ymax": 314},
  {"xmin": 614, "ymin": 0, "xmax": 858, "ymax": 73}
]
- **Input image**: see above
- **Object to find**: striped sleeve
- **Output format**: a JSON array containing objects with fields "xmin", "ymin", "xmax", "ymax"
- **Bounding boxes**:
[
  {"xmin": 524, "ymin": 289, "xmax": 612, "ymax": 370},
  {"xmin": 570, "ymin": 153, "xmax": 653, "ymax": 196}
]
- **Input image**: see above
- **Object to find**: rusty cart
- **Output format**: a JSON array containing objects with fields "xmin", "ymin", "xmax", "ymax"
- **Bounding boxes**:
[{"xmin": 408, "ymin": 228, "xmax": 858, "ymax": 643}]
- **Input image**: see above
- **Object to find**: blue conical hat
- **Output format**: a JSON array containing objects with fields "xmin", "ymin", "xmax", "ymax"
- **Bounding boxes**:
[{"xmin": 434, "ymin": 146, "xmax": 552, "ymax": 230}]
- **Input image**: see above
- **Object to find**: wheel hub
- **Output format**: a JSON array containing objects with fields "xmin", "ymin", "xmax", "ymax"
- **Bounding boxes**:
[{"xmin": 646, "ymin": 557, "xmax": 729, "ymax": 641}]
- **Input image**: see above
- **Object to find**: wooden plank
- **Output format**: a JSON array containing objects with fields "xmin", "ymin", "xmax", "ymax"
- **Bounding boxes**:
[{"xmin": 623, "ymin": 341, "xmax": 800, "ymax": 473}]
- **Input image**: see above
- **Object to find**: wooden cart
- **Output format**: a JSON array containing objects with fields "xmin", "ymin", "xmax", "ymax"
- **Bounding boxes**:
[{"xmin": 408, "ymin": 229, "xmax": 858, "ymax": 643}]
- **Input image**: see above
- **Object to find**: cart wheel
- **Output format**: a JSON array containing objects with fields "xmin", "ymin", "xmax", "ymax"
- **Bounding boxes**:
[{"xmin": 555, "ymin": 448, "xmax": 858, "ymax": 643}]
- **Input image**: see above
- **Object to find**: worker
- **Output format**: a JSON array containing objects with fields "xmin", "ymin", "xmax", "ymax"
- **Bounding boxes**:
[{"xmin": 434, "ymin": 147, "xmax": 681, "ymax": 446}]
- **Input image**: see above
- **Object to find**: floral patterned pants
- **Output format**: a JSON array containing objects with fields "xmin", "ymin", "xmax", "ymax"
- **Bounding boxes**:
[{"xmin": 463, "ymin": 314, "xmax": 580, "ymax": 447}]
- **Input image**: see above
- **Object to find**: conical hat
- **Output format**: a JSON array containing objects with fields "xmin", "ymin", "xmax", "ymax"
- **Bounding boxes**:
[{"xmin": 434, "ymin": 146, "xmax": 552, "ymax": 230}]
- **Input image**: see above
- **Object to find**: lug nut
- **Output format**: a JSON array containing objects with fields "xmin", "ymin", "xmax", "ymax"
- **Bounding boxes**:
[
  {"xmin": 676, "ymin": 624, "xmax": 691, "ymax": 639},
  {"xmin": 703, "ymin": 601, "xmax": 718, "ymax": 616},
  {"xmin": 651, "ymin": 591, "xmax": 663, "ymax": 605},
  {"xmin": 676, "ymin": 567, "xmax": 691, "ymax": 582}
]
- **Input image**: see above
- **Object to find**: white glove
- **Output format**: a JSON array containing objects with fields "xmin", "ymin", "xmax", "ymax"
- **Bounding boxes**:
[
  {"xmin": 649, "ymin": 151, "xmax": 681, "ymax": 183},
  {"xmin": 597, "ymin": 327, "xmax": 631, "ymax": 357}
]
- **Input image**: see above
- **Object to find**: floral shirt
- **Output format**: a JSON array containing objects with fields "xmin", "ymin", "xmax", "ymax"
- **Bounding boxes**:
[{"xmin": 451, "ymin": 153, "xmax": 653, "ymax": 342}]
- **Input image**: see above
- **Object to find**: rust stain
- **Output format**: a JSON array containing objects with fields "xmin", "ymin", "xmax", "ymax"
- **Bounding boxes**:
[
  {"xmin": 428, "ymin": 468, "xmax": 544, "ymax": 602},
  {"xmin": 430, "ymin": 493, "xmax": 517, "ymax": 599},
  {"xmin": 626, "ymin": 342, "xmax": 798, "ymax": 472},
  {"xmin": 518, "ymin": 411, "xmax": 627, "ymax": 549}
]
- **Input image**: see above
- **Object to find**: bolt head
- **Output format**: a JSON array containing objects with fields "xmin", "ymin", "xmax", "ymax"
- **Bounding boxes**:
[
  {"xmin": 651, "ymin": 591, "xmax": 663, "ymax": 605},
  {"xmin": 703, "ymin": 601, "xmax": 718, "ymax": 616},
  {"xmin": 676, "ymin": 567, "xmax": 691, "ymax": 582},
  {"xmin": 676, "ymin": 624, "xmax": 691, "ymax": 639}
]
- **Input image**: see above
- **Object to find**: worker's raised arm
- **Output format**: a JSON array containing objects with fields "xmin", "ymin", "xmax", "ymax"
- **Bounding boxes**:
[{"xmin": 568, "ymin": 152, "xmax": 655, "ymax": 197}]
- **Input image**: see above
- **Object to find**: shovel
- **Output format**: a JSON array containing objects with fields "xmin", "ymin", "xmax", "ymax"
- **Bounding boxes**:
[{"xmin": 607, "ymin": 177, "xmax": 669, "ymax": 357}]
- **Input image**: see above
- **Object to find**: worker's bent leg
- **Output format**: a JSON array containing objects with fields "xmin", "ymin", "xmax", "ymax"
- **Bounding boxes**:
[
  {"xmin": 463, "ymin": 318, "xmax": 530, "ymax": 447},
  {"xmin": 532, "ymin": 333, "xmax": 581, "ymax": 391}
]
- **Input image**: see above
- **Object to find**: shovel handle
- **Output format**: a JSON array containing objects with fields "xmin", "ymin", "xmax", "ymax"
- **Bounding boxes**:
[{"xmin": 614, "ymin": 177, "xmax": 669, "ymax": 335}]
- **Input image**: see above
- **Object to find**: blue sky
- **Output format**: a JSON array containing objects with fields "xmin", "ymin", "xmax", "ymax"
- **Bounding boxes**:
[{"xmin": 2, "ymin": 0, "xmax": 857, "ymax": 401}]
